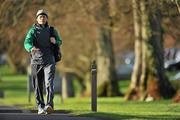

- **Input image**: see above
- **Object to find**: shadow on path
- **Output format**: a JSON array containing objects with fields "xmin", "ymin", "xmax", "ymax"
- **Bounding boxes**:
[
  {"xmin": 80, "ymin": 112, "xmax": 180, "ymax": 120},
  {"xmin": 0, "ymin": 106, "xmax": 100, "ymax": 120}
]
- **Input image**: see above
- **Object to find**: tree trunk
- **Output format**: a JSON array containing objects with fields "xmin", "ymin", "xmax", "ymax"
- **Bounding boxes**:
[
  {"xmin": 125, "ymin": 0, "xmax": 142, "ymax": 100},
  {"xmin": 139, "ymin": 0, "xmax": 175, "ymax": 100},
  {"xmin": 126, "ymin": 0, "xmax": 176, "ymax": 100},
  {"xmin": 96, "ymin": 26, "xmax": 119, "ymax": 96},
  {"xmin": 6, "ymin": 54, "xmax": 17, "ymax": 74},
  {"xmin": 96, "ymin": 0, "xmax": 120, "ymax": 96},
  {"xmin": 61, "ymin": 72, "xmax": 75, "ymax": 99},
  {"xmin": 139, "ymin": 0, "xmax": 149, "ymax": 100},
  {"xmin": 68, "ymin": 0, "xmax": 121, "ymax": 97},
  {"xmin": 147, "ymin": 6, "xmax": 175, "ymax": 99}
]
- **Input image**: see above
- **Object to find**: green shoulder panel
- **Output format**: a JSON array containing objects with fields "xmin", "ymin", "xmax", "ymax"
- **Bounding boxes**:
[
  {"xmin": 24, "ymin": 25, "xmax": 35, "ymax": 52},
  {"xmin": 54, "ymin": 28, "xmax": 62, "ymax": 46}
]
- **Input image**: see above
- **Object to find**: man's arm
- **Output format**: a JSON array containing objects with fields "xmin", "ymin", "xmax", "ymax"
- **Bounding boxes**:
[
  {"xmin": 54, "ymin": 28, "xmax": 62, "ymax": 46},
  {"xmin": 24, "ymin": 27, "xmax": 34, "ymax": 52}
]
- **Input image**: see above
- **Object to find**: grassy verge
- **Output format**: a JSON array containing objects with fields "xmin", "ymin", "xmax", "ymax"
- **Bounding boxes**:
[{"xmin": 0, "ymin": 65, "xmax": 180, "ymax": 120}]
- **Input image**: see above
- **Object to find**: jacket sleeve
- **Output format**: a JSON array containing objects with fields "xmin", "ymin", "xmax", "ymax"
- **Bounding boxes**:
[
  {"xmin": 24, "ymin": 27, "xmax": 34, "ymax": 52},
  {"xmin": 54, "ymin": 28, "xmax": 62, "ymax": 46}
]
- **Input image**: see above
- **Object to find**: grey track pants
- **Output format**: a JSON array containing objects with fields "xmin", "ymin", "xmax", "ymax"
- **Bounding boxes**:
[{"xmin": 31, "ymin": 63, "xmax": 55, "ymax": 108}]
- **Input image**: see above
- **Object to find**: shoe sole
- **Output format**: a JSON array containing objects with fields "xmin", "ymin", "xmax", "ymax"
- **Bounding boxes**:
[
  {"xmin": 46, "ymin": 106, "xmax": 54, "ymax": 114},
  {"xmin": 38, "ymin": 111, "xmax": 45, "ymax": 115}
]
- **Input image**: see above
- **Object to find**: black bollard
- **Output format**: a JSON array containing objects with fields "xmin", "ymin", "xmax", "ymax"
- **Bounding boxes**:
[{"xmin": 91, "ymin": 60, "xmax": 97, "ymax": 112}]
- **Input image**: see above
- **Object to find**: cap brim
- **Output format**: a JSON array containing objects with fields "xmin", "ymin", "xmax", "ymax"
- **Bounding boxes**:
[{"xmin": 36, "ymin": 13, "xmax": 48, "ymax": 18}]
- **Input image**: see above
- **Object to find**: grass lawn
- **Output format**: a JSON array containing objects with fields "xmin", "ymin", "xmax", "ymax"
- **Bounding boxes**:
[{"xmin": 0, "ymin": 65, "xmax": 180, "ymax": 120}]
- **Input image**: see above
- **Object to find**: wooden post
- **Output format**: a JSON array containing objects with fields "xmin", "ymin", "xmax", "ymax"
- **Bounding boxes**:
[
  {"xmin": 61, "ymin": 74, "xmax": 65, "ymax": 104},
  {"xmin": 91, "ymin": 60, "xmax": 97, "ymax": 112},
  {"xmin": 27, "ymin": 75, "xmax": 31, "ymax": 103},
  {"xmin": 27, "ymin": 65, "xmax": 31, "ymax": 103}
]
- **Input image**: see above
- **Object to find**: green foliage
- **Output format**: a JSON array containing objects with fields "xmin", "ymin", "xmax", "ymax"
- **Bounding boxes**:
[
  {"xmin": 119, "ymin": 79, "xmax": 130, "ymax": 94},
  {"xmin": 0, "ymin": 65, "xmax": 14, "ymax": 76},
  {"xmin": 171, "ymin": 80, "xmax": 180, "ymax": 90}
]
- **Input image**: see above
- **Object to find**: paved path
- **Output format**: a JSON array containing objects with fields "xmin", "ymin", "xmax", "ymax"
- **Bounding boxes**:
[{"xmin": 0, "ymin": 106, "xmax": 100, "ymax": 120}]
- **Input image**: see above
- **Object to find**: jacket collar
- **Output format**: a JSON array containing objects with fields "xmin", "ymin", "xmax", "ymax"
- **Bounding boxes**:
[{"xmin": 34, "ymin": 22, "xmax": 48, "ymax": 29}]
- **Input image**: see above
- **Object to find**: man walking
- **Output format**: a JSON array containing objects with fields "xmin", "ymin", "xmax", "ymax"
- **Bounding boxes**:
[{"xmin": 24, "ymin": 9, "xmax": 62, "ymax": 114}]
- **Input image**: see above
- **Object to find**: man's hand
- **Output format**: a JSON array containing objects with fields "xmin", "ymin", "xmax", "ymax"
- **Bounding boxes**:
[
  {"xmin": 31, "ymin": 47, "xmax": 39, "ymax": 54},
  {"xmin": 50, "ymin": 37, "xmax": 56, "ymax": 44}
]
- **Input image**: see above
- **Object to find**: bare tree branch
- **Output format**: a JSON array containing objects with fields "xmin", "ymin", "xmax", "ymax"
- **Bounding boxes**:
[{"xmin": 175, "ymin": 0, "xmax": 180, "ymax": 14}]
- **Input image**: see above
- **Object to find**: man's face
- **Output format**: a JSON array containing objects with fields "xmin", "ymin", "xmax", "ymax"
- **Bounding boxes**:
[{"xmin": 36, "ymin": 15, "xmax": 47, "ymax": 25}]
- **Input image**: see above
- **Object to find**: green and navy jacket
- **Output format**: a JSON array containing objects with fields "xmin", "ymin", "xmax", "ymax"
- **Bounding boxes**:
[{"xmin": 24, "ymin": 23, "xmax": 62, "ymax": 64}]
